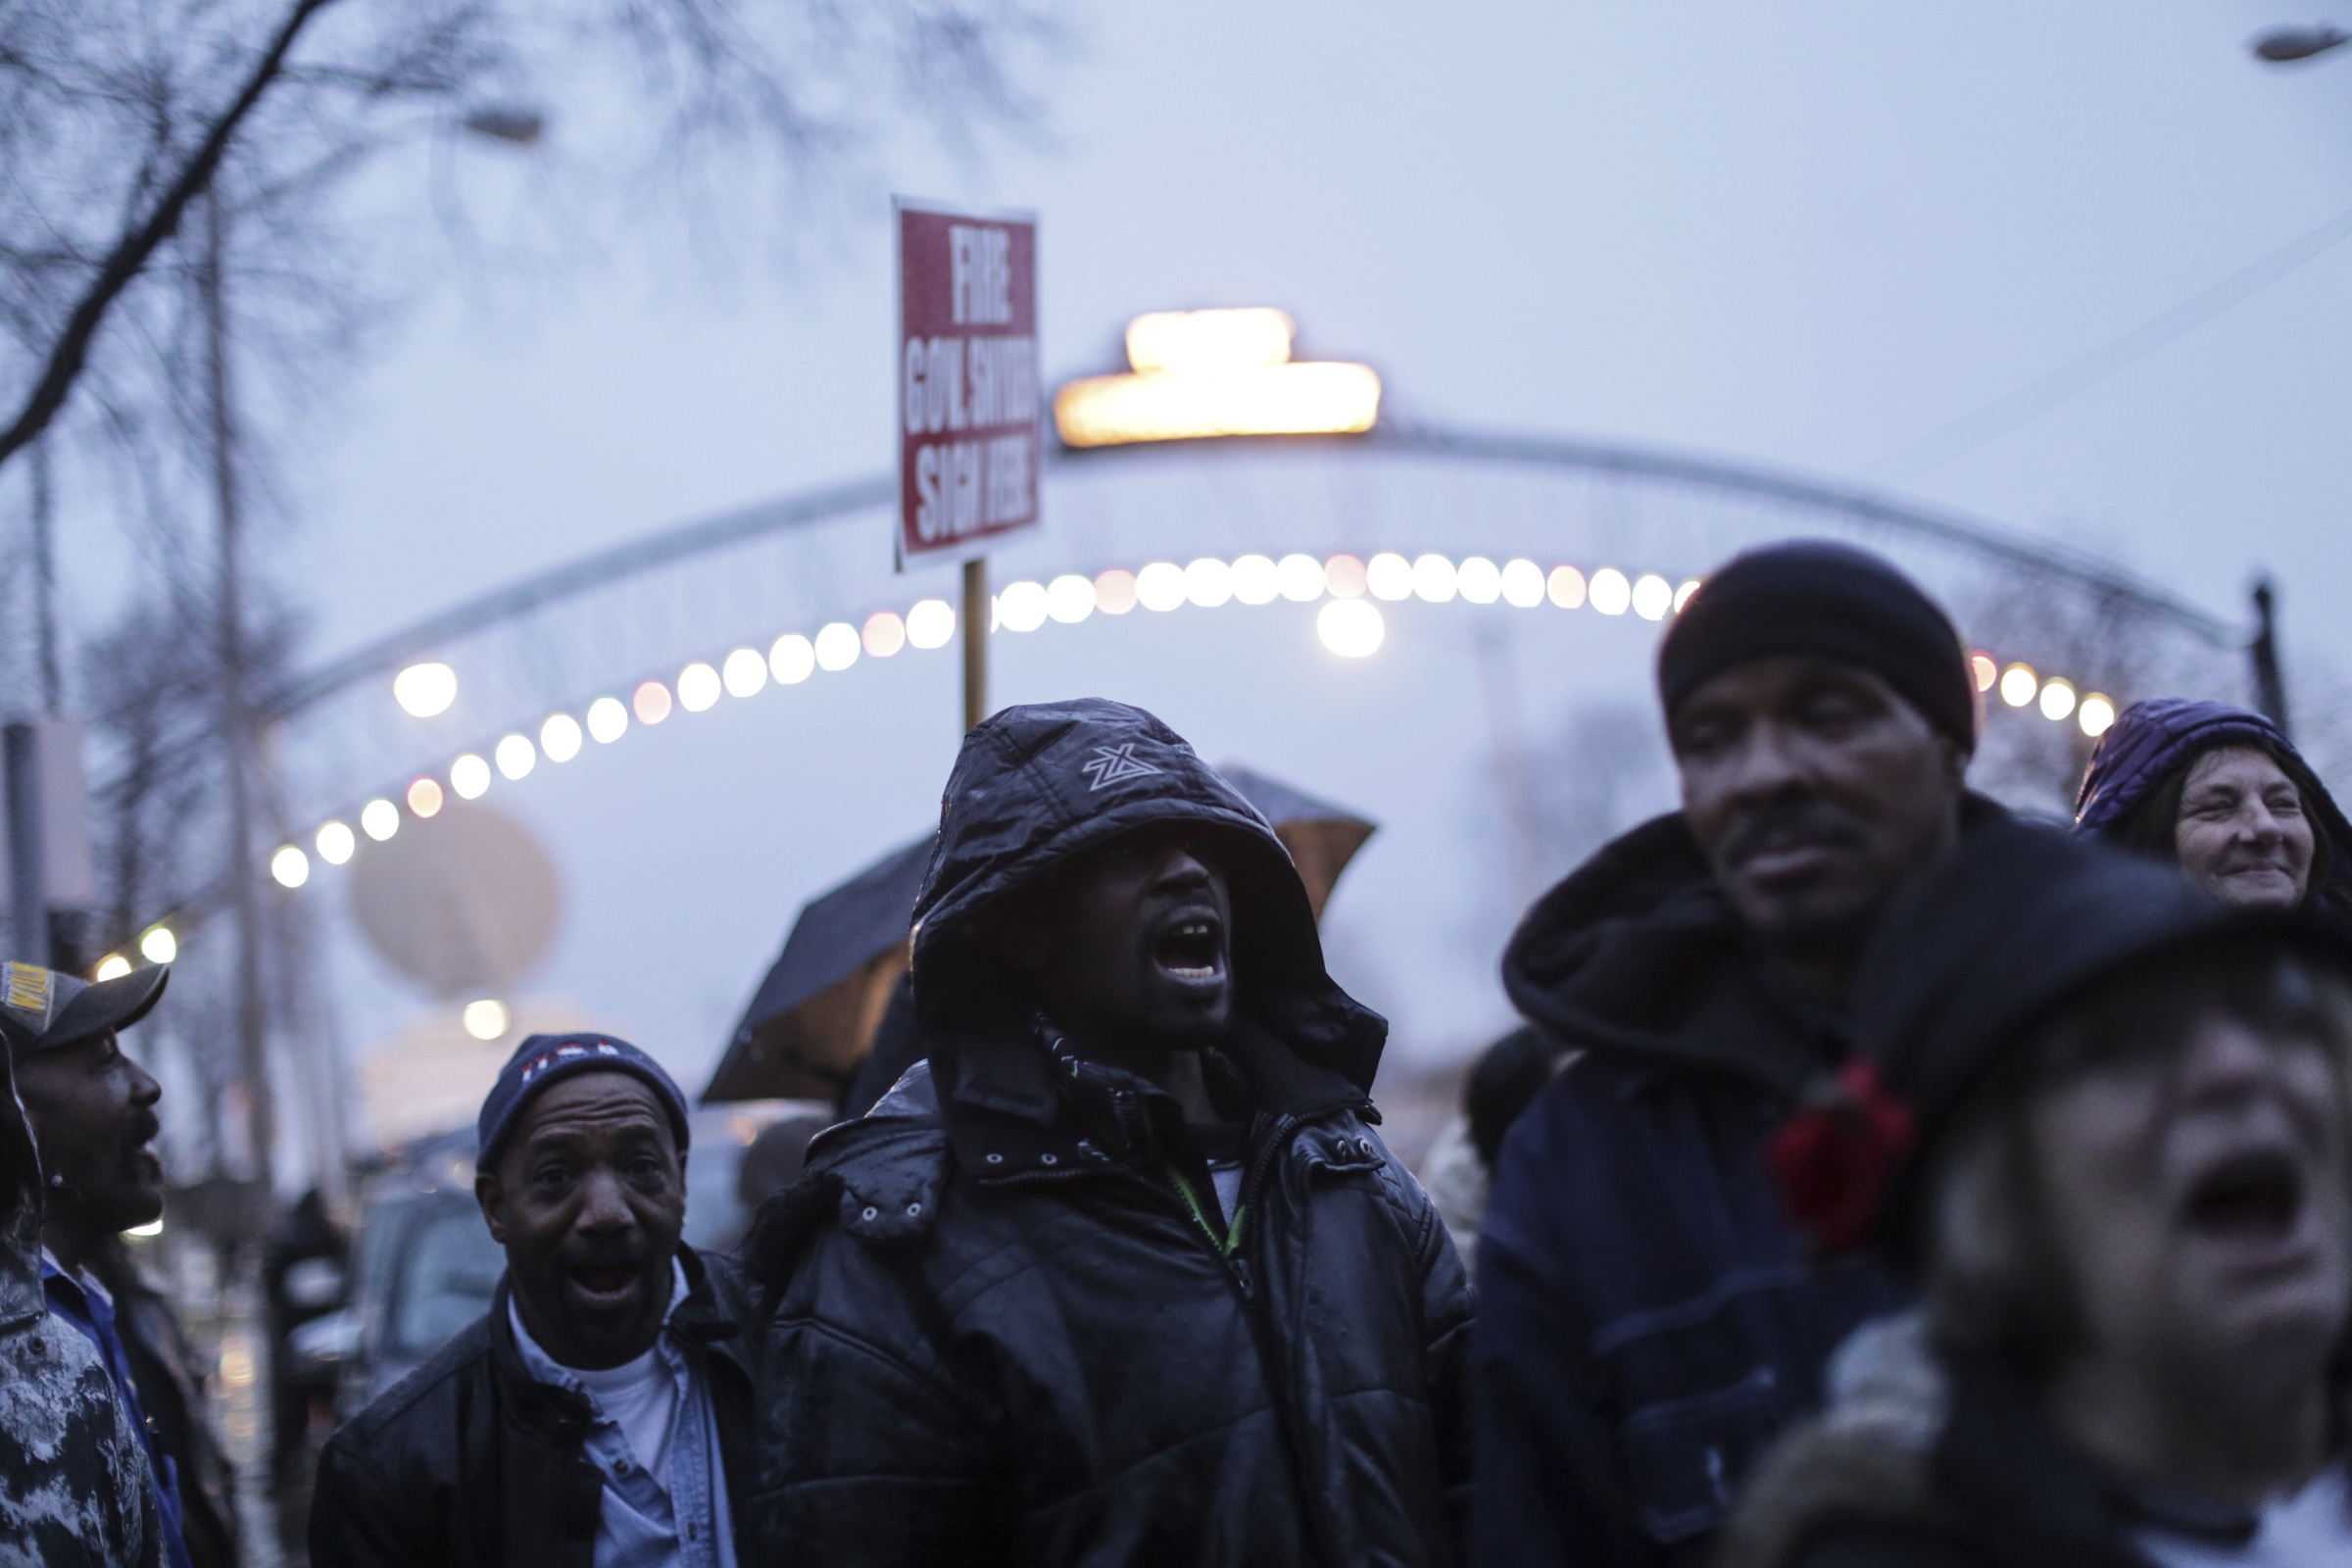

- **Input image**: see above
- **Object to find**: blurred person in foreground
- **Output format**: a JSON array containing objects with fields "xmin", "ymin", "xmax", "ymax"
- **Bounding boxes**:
[
  {"xmin": 1724, "ymin": 819, "xmax": 2352, "ymax": 1568},
  {"xmin": 1475, "ymin": 542, "xmax": 1994, "ymax": 1567},
  {"xmin": 0, "ymin": 960, "xmax": 162, "ymax": 1567},
  {"xmin": 2076, "ymin": 696, "xmax": 2352, "ymax": 919},
  {"xmin": 11, "ymin": 958, "xmax": 222, "ymax": 1568},
  {"xmin": 746, "ymin": 698, "xmax": 1472, "ymax": 1566},
  {"xmin": 309, "ymin": 1034, "xmax": 756, "ymax": 1568}
]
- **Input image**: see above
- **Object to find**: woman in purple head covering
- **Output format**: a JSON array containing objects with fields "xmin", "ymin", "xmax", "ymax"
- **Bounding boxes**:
[{"xmin": 2075, "ymin": 696, "xmax": 2352, "ymax": 916}]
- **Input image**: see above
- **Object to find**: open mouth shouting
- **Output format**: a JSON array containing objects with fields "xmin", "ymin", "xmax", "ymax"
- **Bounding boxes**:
[
  {"xmin": 564, "ymin": 1255, "xmax": 652, "ymax": 1314},
  {"xmin": 1152, "ymin": 909, "xmax": 1227, "ymax": 989},
  {"xmin": 2178, "ymin": 1143, "xmax": 2315, "ymax": 1274}
]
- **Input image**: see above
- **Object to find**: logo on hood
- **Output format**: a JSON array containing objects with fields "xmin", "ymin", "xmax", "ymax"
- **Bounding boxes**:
[{"xmin": 1081, "ymin": 743, "xmax": 1163, "ymax": 791}]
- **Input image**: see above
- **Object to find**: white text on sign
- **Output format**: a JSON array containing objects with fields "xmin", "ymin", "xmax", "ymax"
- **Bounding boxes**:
[
  {"xmin": 912, "ymin": 434, "xmax": 1036, "ymax": 544},
  {"xmin": 951, "ymin": 224, "xmax": 1014, "ymax": 325}
]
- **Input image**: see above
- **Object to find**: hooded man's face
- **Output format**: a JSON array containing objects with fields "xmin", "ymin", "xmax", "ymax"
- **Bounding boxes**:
[
  {"xmin": 1670, "ymin": 655, "xmax": 1968, "ymax": 973},
  {"xmin": 15, "ymin": 1030, "xmax": 166, "ymax": 1238},
  {"xmin": 1009, "ymin": 824, "xmax": 1235, "ymax": 1055}
]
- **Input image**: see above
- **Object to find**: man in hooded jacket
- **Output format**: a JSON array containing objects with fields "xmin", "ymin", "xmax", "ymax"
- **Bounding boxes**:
[
  {"xmin": 1473, "ymin": 542, "xmax": 1996, "ymax": 1568},
  {"xmin": 745, "ymin": 698, "xmax": 1472, "ymax": 1568}
]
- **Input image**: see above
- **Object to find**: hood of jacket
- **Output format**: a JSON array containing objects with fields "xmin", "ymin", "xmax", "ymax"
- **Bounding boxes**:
[
  {"xmin": 1502, "ymin": 798, "xmax": 2007, "ymax": 1098},
  {"xmin": 909, "ymin": 698, "xmax": 1386, "ymax": 1092},
  {"xmin": 2075, "ymin": 696, "xmax": 2352, "ymax": 919}
]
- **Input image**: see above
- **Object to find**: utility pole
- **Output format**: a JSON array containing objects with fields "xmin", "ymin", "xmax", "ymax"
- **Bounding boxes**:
[
  {"xmin": 203, "ymin": 191, "xmax": 274, "ymax": 1194},
  {"xmin": 30, "ymin": 439, "xmax": 59, "ymax": 713},
  {"xmin": 962, "ymin": 559, "xmax": 989, "ymax": 731},
  {"xmin": 2250, "ymin": 577, "xmax": 2292, "ymax": 741}
]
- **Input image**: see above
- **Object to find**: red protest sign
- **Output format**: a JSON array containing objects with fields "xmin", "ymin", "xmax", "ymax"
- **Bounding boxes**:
[{"xmin": 895, "ymin": 198, "xmax": 1040, "ymax": 564}]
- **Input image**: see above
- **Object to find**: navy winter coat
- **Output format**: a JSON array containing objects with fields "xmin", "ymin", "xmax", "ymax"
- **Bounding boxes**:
[
  {"xmin": 746, "ymin": 698, "xmax": 1473, "ymax": 1567},
  {"xmin": 1473, "ymin": 811, "xmax": 1919, "ymax": 1568}
]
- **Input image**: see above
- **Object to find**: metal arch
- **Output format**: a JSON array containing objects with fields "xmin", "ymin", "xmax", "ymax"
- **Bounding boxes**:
[{"xmin": 264, "ymin": 423, "xmax": 2240, "ymax": 728}]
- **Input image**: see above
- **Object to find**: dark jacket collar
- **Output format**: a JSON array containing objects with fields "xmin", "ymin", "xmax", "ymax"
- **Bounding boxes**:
[
  {"xmin": 488, "ymin": 1244, "xmax": 747, "ymax": 1437},
  {"xmin": 1502, "ymin": 794, "xmax": 2008, "ymax": 1099}
]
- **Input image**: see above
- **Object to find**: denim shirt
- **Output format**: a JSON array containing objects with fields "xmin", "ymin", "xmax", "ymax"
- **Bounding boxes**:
[
  {"xmin": 42, "ymin": 1249, "xmax": 191, "ymax": 1568},
  {"xmin": 508, "ymin": 1258, "xmax": 735, "ymax": 1568}
]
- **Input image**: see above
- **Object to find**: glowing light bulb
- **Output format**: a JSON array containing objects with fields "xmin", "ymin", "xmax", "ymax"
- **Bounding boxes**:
[
  {"xmin": 1277, "ymin": 554, "xmax": 1326, "ymax": 602},
  {"xmin": 1094, "ymin": 570, "xmax": 1140, "ymax": 614},
  {"xmin": 1411, "ymin": 554, "xmax": 1457, "ymax": 604},
  {"xmin": 998, "ymin": 581, "xmax": 1049, "ymax": 631},
  {"xmin": 1674, "ymin": 579, "xmax": 1702, "ymax": 613},
  {"xmin": 633, "ymin": 681, "xmax": 673, "ymax": 724},
  {"xmin": 863, "ymin": 612, "xmax": 907, "ymax": 656},
  {"xmin": 1547, "ymin": 565, "xmax": 1588, "ymax": 609},
  {"xmin": 1590, "ymin": 568, "xmax": 1632, "ymax": 615},
  {"xmin": 361, "ymin": 798, "xmax": 400, "ymax": 841},
  {"xmin": 462, "ymin": 999, "xmax": 511, "ymax": 1041},
  {"xmin": 270, "ymin": 846, "xmax": 311, "ymax": 889},
  {"xmin": 393, "ymin": 662, "xmax": 458, "ymax": 718},
  {"xmin": 1231, "ymin": 556, "xmax": 1280, "ymax": 606},
  {"xmin": 814, "ymin": 622, "xmax": 860, "ymax": 670},
  {"xmin": 407, "ymin": 777, "xmax": 444, "ymax": 817},
  {"xmin": 541, "ymin": 713, "xmax": 583, "ymax": 761},
  {"xmin": 316, "ymin": 821, "xmax": 356, "ymax": 865},
  {"xmin": 495, "ymin": 734, "xmax": 536, "ymax": 780},
  {"xmin": 1500, "ymin": 559, "xmax": 1544, "ymax": 608},
  {"xmin": 2038, "ymin": 678, "xmax": 2077, "ymax": 722},
  {"xmin": 1316, "ymin": 598, "xmax": 1386, "ymax": 658},
  {"xmin": 94, "ymin": 954, "xmax": 131, "ymax": 981},
  {"xmin": 1047, "ymin": 576, "xmax": 1097, "ymax": 623},
  {"xmin": 1632, "ymin": 574, "xmax": 1673, "ymax": 621},
  {"xmin": 906, "ymin": 600, "xmax": 956, "ymax": 647},
  {"xmin": 450, "ymin": 754, "xmax": 491, "ymax": 799},
  {"xmin": 677, "ymin": 662, "xmax": 721, "ymax": 711},
  {"xmin": 1322, "ymin": 555, "xmax": 1367, "ymax": 599},
  {"xmin": 1971, "ymin": 654, "xmax": 1998, "ymax": 694},
  {"xmin": 139, "ymin": 927, "xmax": 176, "ymax": 964},
  {"xmin": 769, "ymin": 635, "xmax": 815, "ymax": 685},
  {"xmin": 1366, "ymin": 553, "xmax": 1413, "ymax": 602},
  {"xmin": 2079, "ymin": 694, "xmax": 2118, "ymax": 738},
  {"xmin": 1999, "ymin": 664, "xmax": 2038, "ymax": 709},
  {"xmin": 588, "ymin": 697, "xmax": 630, "ymax": 742},
  {"xmin": 1137, "ymin": 563, "xmax": 1188, "ymax": 612},
  {"xmin": 1456, "ymin": 557, "xmax": 1502, "ymax": 605},
  {"xmin": 723, "ymin": 648, "xmax": 768, "ymax": 697},
  {"xmin": 1185, "ymin": 558, "xmax": 1234, "ymax": 608}
]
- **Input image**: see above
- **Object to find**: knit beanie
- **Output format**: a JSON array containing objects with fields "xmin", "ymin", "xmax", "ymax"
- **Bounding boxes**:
[{"xmin": 1659, "ymin": 541, "xmax": 1976, "ymax": 748}]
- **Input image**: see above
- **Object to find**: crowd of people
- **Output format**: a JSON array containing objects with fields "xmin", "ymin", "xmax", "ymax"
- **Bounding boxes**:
[{"xmin": 3, "ymin": 537, "xmax": 2348, "ymax": 1567}]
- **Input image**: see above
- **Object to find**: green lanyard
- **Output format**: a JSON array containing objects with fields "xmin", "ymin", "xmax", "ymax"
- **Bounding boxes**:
[{"xmin": 1163, "ymin": 1157, "xmax": 1248, "ymax": 1256}]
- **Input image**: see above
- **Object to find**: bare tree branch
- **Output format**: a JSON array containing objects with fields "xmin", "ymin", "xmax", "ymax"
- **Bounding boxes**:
[{"xmin": 0, "ymin": 0, "xmax": 340, "ymax": 471}]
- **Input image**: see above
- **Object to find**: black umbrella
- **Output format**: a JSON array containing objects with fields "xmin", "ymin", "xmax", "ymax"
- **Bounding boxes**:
[
  {"xmin": 700, "ymin": 767, "xmax": 1378, "ymax": 1105},
  {"xmin": 701, "ymin": 835, "xmax": 932, "ymax": 1103}
]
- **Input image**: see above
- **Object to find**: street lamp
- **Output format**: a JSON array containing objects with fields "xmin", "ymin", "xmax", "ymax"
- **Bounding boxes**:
[{"xmin": 2252, "ymin": 24, "xmax": 2351, "ymax": 62}]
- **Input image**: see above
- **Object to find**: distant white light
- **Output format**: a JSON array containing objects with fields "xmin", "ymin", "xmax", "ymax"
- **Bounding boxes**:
[
  {"xmin": 139, "ymin": 926, "xmax": 177, "ymax": 965},
  {"xmin": 1095, "ymin": 570, "xmax": 1141, "ymax": 614},
  {"xmin": 1317, "ymin": 598, "xmax": 1386, "ymax": 658},
  {"xmin": 1367, "ymin": 552, "xmax": 1413, "ymax": 601},
  {"xmin": 723, "ymin": 648, "xmax": 768, "ymax": 697},
  {"xmin": 1548, "ymin": 564, "xmax": 1588, "ymax": 609},
  {"xmin": 1137, "ymin": 562, "xmax": 1188, "ymax": 612},
  {"xmin": 1971, "ymin": 654, "xmax": 1998, "ymax": 694},
  {"xmin": 316, "ymin": 820, "xmax": 356, "ymax": 865},
  {"xmin": 1047, "ymin": 575, "xmax": 1097, "ymax": 623},
  {"xmin": 1500, "ymin": 559, "xmax": 1545, "ymax": 608},
  {"xmin": 1186, "ymin": 558, "xmax": 1235, "ymax": 608},
  {"xmin": 2079, "ymin": 693, "xmax": 2118, "ymax": 738},
  {"xmin": 1632, "ymin": 573, "xmax": 1673, "ymax": 621},
  {"xmin": 1457, "ymin": 557, "xmax": 1502, "ymax": 605},
  {"xmin": 270, "ymin": 845, "xmax": 311, "ymax": 889},
  {"xmin": 863, "ymin": 611, "xmax": 907, "ymax": 657},
  {"xmin": 2038, "ymin": 678, "xmax": 2077, "ymax": 722},
  {"xmin": 1231, "ymin": 555, "xmax": 1280, "ymax": 606},
  {"xmin": 541, "ymin": 712, "xmax": 583, "ymax": 762},
  {"xmin": 1124, "ymin": 307, "xmax": 1296, "ymax": 373},
  {"xmin": 998, "ymin": 581, "xmax": 1050, "ymax": 632},
  {"xmin": 1277, "ymin": 554, "xmax": 1326, "ymax": 602},
  {"xmin": 94, "ymin": 954, "xmax": 131, "ymax": 982},
  {"xmin": 587, "ymin": 697, "xmax": 629, "ymax": 743},
  {"xmin": 1324, "ymin": 554, "xmax": 1368, "ymax": 599},
  {"xmin": 1411, "ymin": 554, "xmax": 1458, "ymax": 603},
  {"xmin": 361, "ymin": 798, "xmax": 401, "ymax": 841},
  {"xmin": 462, "ymin": 999, "xmax": 511, "ymax": 1041},
  {"xmin": 408, "ymin": 777, "xmax": 445, "ymax": 817},
  {"xmin": 1590, "ymin": 568, "xmax": 1632, "ymax": 615},
  {"xmin": 451, "ymin": 754, "xmax": 492, "ymax": 799},
  {"xmin": 393, "ymin": 662, "xmax": 458, "ymax": 718},
  {"xmin": 770, "ymin": 635, "xmax": 816, "ymax": 684},
  {"xmin": 495, "ymin": 733, "xmax": 536, "ymax": 780},
  {"xmin": 678, "ymin": 662, "xmax": 721, "ymax": 711},
  {"xmin": 1674, "ymin": 578, "xmax": 1702, "ymax": 613},
  {"xmin": 906, "ymin": 600, "xmax": 956, "ymax": 648},
  {"xmin": 814, "ymin": 622, "xmax": 860, "ymax": 670},
  {"xmin": 1999, "ymin": 663, "xmax": 2038, "ymax": 709},
  {"xmin": 633, "ymin": 681, "xmax": 673, "ymax": 724}
]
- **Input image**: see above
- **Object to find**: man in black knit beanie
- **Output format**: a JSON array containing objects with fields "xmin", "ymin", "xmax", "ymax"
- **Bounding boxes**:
[{"xmin": 1472, "ymin": 540, "xmax": 1991, "ymax": 1568}]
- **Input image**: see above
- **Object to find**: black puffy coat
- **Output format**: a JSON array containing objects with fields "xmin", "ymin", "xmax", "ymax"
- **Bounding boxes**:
[
  {"xmin": 746, "ymin": 698, "xmax": 1473, "ymax": 1568},
  {"xmin": 307, "ymin": 1247, "xmax": 755, "ymax": 1568}
]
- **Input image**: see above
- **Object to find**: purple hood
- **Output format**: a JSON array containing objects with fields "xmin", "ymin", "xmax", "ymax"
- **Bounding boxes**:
[{"xmin": 2074, "ymin": 697, "xmax": 2352, "ymax": 913}]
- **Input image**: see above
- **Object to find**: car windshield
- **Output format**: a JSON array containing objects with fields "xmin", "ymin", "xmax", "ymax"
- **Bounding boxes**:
[{"xmin": 388, "ymin": 1203, "xmax": 507, "ymax": 1357}]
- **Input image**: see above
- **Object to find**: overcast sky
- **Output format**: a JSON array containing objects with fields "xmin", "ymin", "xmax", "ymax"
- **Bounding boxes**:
[{"xmin": 67, "ymin": 1, "xmax": 2352, "ymax": 1139}]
